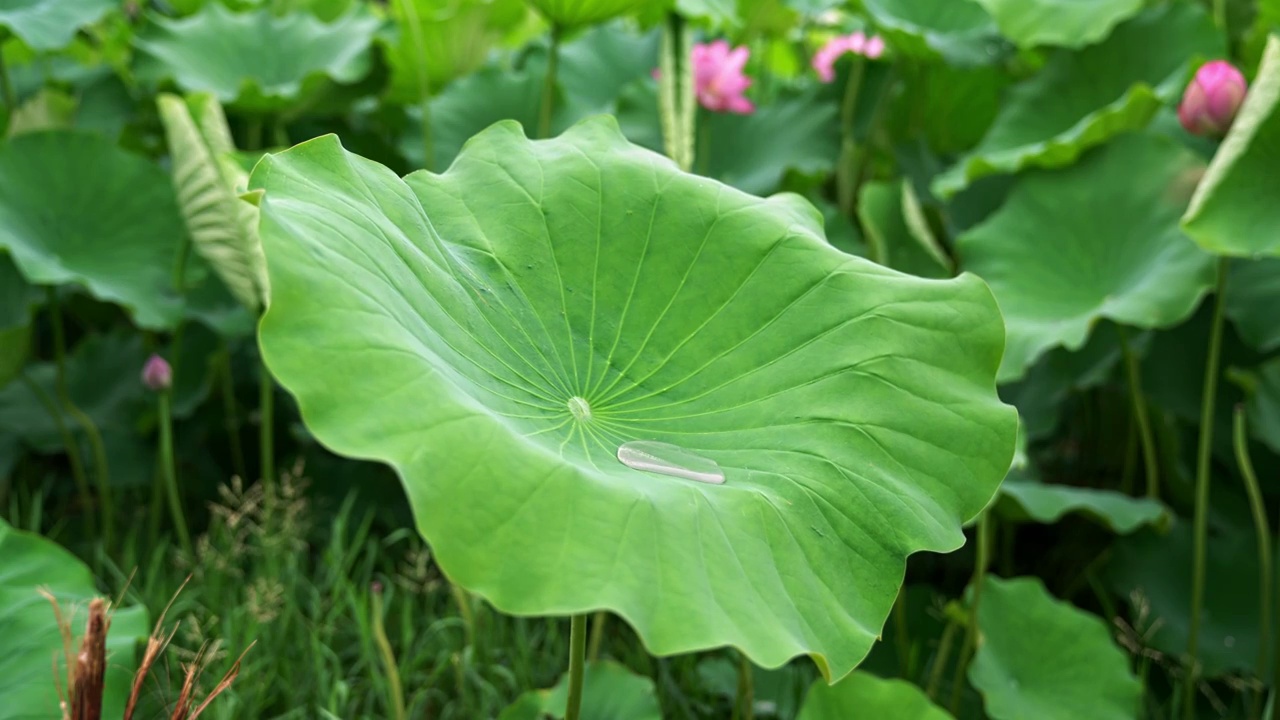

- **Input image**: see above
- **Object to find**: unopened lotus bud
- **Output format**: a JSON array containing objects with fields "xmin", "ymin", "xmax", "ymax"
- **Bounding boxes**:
[
  {"xmin": 1178, "ymin": 60, "xmax": 1247, "ymax": 136},
  {"xmin": 141, "ymin": 354, "xmax": 172, "ymax": 391}
]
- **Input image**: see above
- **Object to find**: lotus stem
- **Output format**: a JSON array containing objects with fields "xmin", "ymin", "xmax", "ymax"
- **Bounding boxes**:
[
  {"xmin": 564, "ymin": 614, "xmax": 588, "ymax": 720},
  {"xmin": 158, "ymin": 391, "xmax": 193, "ymax": 557},
  {"xmin": 950, "ymin": 511, "xmax": 991, "ymax": 714},
  {"xmin": 926, "ymin": 619, "xmax": 958, "ymax": 701},
  {"xmin": 1119, "ymin": 329, "xmax": 1160, "ymax": 499},
  {"xmin": 47, "ymin": 287, "xmax": 114, "ymax": 550},
  {"xmin": 733, "ymin": 651, "xmax": 754, "ymax": 720},
  {"xmin": 587, "ymin": 610, "xmax": 607, "ymax": 662},
  {"xmin": 393, "ymin": 0, "xmax": 431, "ymax": 168},
  {"xmin": 1233, "ymin": 406, "xmax": 1271, "ymax": 720},
  {"xmin": 371, "ymin": 583, "xmax": 407, "ymax": 720},
  {"xmin": 218, "ymin": 345, "xmax": 247, "ymax": 482},
  {"xmin": 538, "ymin": 25, "xmax": 563, "ymax": 139},
  {"xmin": 836, "ymin": 57, "xmax": 867, "ymax": 219},
  {"xmin": 20, "ymin": 373, "xmax": 94, "ymax": 535},
  {"xmin": 259, "ymin": 356, "xmax": 275, "ymax": 493},
  {"xmin": 658, "ymin": 12, "xmax": 695, "ymax": 171},
  {"xmin": 1185, "ymin": 258, "xmax": 1229, "ymax": 719}
]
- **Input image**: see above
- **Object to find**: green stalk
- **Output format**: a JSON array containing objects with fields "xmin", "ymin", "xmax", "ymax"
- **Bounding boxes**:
[
  {"xmin": 835, "ymin": 58, "xmax": 867, "ymax": 219},
  {"xmin": 950, "ymin": 512, "xmax": 991, "ymax": 715},
  {"xmin": 1119, "ymin": 329, "xmax": 1160, "ymax": 499},
  {"xmin": 20, "ymin": 373, "xmax": 94, "ymax": 535},
  {"xmin": 1233, "ymin": 406, "xmax": 1271, "ymax": 720},
  {"xmin": 538, "ymin": 25, "xmax": 563, "ymax": 140},
  {"xmin": 259, "ymin": 357, "xmax": 275, "ymax": 491},
  {"xmin": 1184, "ymin": 258, "xmax": 1229, "ymax": 719},
  {"xmin": 158, "ymin": 391, "xmax": 193, "ymax": 556},
  {"xmin": 565, "ymin": 614, "xmax": 588, "ymax": 720},
  {"xmin": 218, "ymin": 346, "xmax": 247, "ymax": 482},
  {"xmin": 733, "ymin": 651, "xmax": 754, "ymax": 720},
  {"xmin": 926, "ymin": 620, "xmax": 959, "ymax": 701},
  {"xmin": 656, "ymin": 12, "xmax": 695, "ymax": 171},
  {"xmin": 588, "ymin": 610, "xmax": 607, "ymax": 662},
  {"xmin": 46, "ymin": 288, "xmax": 114, "ymax": 549},
  {"xmin": 371, "ymin": 585, "xmax": 407, "ymax": 720},
  {"xmin": 393, "ymin": 0, "xmax": 432, "ymax": 168}
]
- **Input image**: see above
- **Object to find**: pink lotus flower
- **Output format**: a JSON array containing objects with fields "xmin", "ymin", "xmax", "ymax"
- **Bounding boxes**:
[
  {"xmin": 141, "ymin": 354, "xmax": 172, "ymax": 392},
  {"xmin": 1178, "ymin": 60, "xmax": 1247, "ymax": 136},
  {"xmin": 692, "ymin": 40, "xmax": 755, "ymax": 114},
  {"xmin": 813, "ymin": 31, "xmax": 886, "ymax": 83}
]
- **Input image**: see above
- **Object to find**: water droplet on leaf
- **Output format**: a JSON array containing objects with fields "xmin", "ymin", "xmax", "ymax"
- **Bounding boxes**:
[
  {"xmin": 616, "ymin": 441, "xmax": 725, "ymax": 485},
  {"xmin": 568, "ymin": 396, "xmax": 592, "ymax": 421}
]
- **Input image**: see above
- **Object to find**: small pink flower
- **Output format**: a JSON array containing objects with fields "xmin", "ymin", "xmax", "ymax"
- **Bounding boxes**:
[
  {"xmin": 812, "ymin": 31, "xmax": 887, "ymax": 83},
  {"xmin": 1178, "ymin": 60, "xmax": 1247, "ymax": 136},
  {"xmin": 141, "ymin": 354, "xmax": 171, "ymax": 392},
  {"xmin": 692, "ymin": 40, "xmax": 755, "ymax": 114}
]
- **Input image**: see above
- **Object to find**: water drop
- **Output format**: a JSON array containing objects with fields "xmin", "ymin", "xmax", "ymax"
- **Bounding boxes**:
[
  {"xmin": 567, "ymin": 396, "xmax": 592, "ymax": 422},
  {"xmin": 616, "ymin": 441, "xmax": 725, "ymax": 485}
]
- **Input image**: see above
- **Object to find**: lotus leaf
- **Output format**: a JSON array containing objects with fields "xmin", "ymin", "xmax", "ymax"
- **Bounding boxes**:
[
  {"xmin": 134, "ymin": 4, "xmax": 381, "ymax": 113},
  {"xmin": 860, "ymin": 0, "xmax": 1005, "ymax": 66},
  {"xmin": 0, "ymin": 255, "xmax": 39, "ymax": 387},
  {"xmin": 857, "ymin": 180, "xmax": 951, "ymax": 279},
  {"xmin": 158, "ymin": 92, "xmax": 267, "ymax": 312},
  {"xmin": 958, "ymin": 133, "xmax": 1216, "ymax": 382},
  {"xmin": 498, "ymin": 660, "xmax": 661, "ymax": 720},
  {"xmin": 971, "ymin": 0, "xmax": 1143, "ymax": 49},
  {"xmin": 1246, "ymin": 357, "xmax": 1280, "ymax": 455},
  {"xmin": 796, "ymin": 671, "xmax": 954, "ymax": 720},
  {"xmin": 0, "ymin": 516, "xmax": 149, "ymax": 719},
  {"xmin": 0, "ymin": 131, "xmax": 188, "ymax": 330},
  {"xmin": 382, "ymin": 0, "xmax": 527, "ymax": 104},
  {"xmin": 934, "ymin": 3, "xmax": 1222, "ymax": 198},
  {"xmin": 1226, "ymin": 258, "xmax": 1280, "ymax": 352},
  {"xmin": 528, "ymin": 0, "xmax": 643, "ymax": 27},
  {"xmin": 251, "ymin": 117, "xmax": 1016, "ymax": 679},
  {"xmin": 970, "ymin": 576, "xmax": 1142, "ymax": 720},
  {"xmin": 997, "ymin": 475, "xmax": 1170, "ymax": 534},
  {"xmin": 1182, "ymin": 35, "xmax": 1280, "ymax": 258},
  {"xmin": 0, "ymin": 0, "xmax": 114, "ymax": 51}
]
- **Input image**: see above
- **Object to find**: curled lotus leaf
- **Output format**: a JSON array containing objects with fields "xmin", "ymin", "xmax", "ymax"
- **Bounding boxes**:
[{"xmin": 251, "ymin": 116, "xmax": 1016, "ymax": 679}]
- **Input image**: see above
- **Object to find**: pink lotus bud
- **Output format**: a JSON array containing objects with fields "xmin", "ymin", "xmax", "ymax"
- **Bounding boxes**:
[
  {"xmin": 1178, "ymin": 60, "xmax": 1247, "ymax": 136},
  {"xmin": 691, "ymin": 40, "xmax": 756, "ymax": 114},
  {"xmin": 141, "ymin": 354, "xmax": 171, "ymax": 391},
  {"xmin": 812, "ymin": 32, "xmax": 888, "ymax": 83}
]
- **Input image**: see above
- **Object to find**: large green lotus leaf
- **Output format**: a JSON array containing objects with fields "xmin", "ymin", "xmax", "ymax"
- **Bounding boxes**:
[
  {"xmin": 860, "ymin": 0, "xmax": 1005, "ymax": 66},
  {"xmin": 1107, "ymin": 521, "xmax": 1269, "ymax": 677},
  {"xmin": 1182, "ymin": 35, "xmax": 1280, "ymax": 258},
  {"xmin": 0, "ymin": 0, "xmax": 113, "ymax": 51},
  {"xmin": 996, "ymin": 474, "xmax": 1170, "ymax": 534},
  {"xmin": 1226, "ymin": 258, "xmax": 1280, "ymax": 352},
  {"xmin": 133, "ymin": 4, "xmax": 381, "ymax": 113},
  {"xmin": 857, "ymin": 180, "xmax": 951, "ymax": 279},
  {"xmin": 971, "ymin": 576, "xmax": 1142, "ymax": 720},
  {"xmin": 796, "ymin": 671, "xmax": 954, "ymax": 720},
  {"xmin": 252, "ymin": 117, "xmax": 1017, "ymax": 678},
  {"xmin": 498, "ymin": 661, "xmax": 661, "ymax": 720},
  {"xmin": 933, "ymin": 3, "xmax": 1222, "ymax": 198},
  {"xmin": 957, "ymin": 133, "xmax": 1216, "ymax": 382},
  {"xmin": 0, "ymin": 517, "xmax": 149, "ymax": 720},
  {"xmin": 381, "ymin": 0, "xmax": 527, "ymax": 104},
  {"xmin": 528, "ymin": 0, "xmax": 642, "ymax": 27},
  {"xmin": 0, "ymin": 131, "xmax": 188, "ymax": 330},
  {"xmin": 1246, "ymin": 357, "xmax": 1280, "ymax": 455},
  {"xmin": 158, "ymin": 92, "xmax": 267, "ymax": 312},
  {"xmin": 971, "ymin": 0, "xmax": 1142, "ymax": 49},
  {"xmin": 0, "ymin": 331, "xmax": 148, "ymax": 453}
]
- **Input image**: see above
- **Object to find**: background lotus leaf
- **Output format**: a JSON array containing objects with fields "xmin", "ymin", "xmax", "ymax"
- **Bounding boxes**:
[
  {"xmin": 0, "ymin": 131, "xmax": 189, "ymax": 330},
  {"xmin": 970, "ymin": 576, "xmax": 1142, "ymax": 720},
  {"xmin": 498, "ymin": 660, "xmax": 662, "ymax": 720},
  {"xmin": 134, "ymin": 4, "xmax": 381, "ymax": 113},
  {"xmin": 0, "ymin": 0, "xmax": 114, "ymax": 51},
  {"xmin": 957, "ymin": 133, "xmax": 1216, "ymax": 382},
  {"xmin": 933, "ymin": 3, "xmax": 1222, "ymax": 198},
  {"xmin": 528, "ymin": 0, "xmax": 643, "ymax": 27},
  {"xmin": 996, "ymin": 473, "xmax": 1170, "ymax": 534},
  {"xmin": 796, "ymin": 671, "xmax": 954, "ymax": 720},
  {"xmin": 860, "ymin": 0, "xmax": 1005, "ymax": 66},
  {"xmin": 0, "ymin": 516, "xmax": 149, "ymax": 720},
  {"xmin": 252, "ymin": 117, "xmax": 1016, "ymax": 679},
  {"xmin": 970, "ymin": 0, "xmax": 1143, "ymax": 49},
  {"xmin": 1182, "ymin": 35, "xmax": 1280, "ymax": 257}
]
